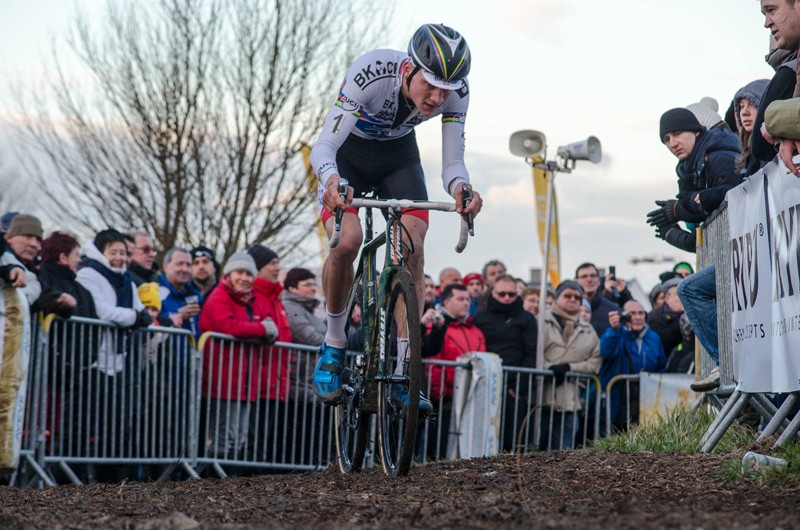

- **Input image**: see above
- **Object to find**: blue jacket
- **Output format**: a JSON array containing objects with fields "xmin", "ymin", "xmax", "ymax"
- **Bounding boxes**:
[
  {"xmin": 158, "ymin": 274, "xmax": 203, "ymax": 338},
  {"xmin": 599, "ymin": 325, "xmax": 666, "ymax": 424}
]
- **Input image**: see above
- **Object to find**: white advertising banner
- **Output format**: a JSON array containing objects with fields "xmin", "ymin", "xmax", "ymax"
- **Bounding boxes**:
[{"xmin": 727, "ymin": 160, "xmax": 800, "ymax": 392}]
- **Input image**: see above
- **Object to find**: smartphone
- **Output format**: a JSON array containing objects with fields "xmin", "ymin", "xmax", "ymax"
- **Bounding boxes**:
[
  {"xmin": 185, "ymin": 295, "xmax": 199, "ymax": 305},
  {"xmin": 608, "ymin": 265, "xmax": 616, "ymax": 279}
]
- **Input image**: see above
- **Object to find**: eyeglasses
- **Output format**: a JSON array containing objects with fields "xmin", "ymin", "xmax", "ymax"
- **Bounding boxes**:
[
  {"xmin": 298, "ymin": 280, "xmax": 317, "ymax": 288},
  {"xmin": 493, "ymin": 291, "xmax": 517, "ymax": 299},
  {"xmin": 561, "ymin": 293, "xmax": 582, "ymax": 301},
  {"xmin": 136, "ymin": 246, "xmax": 157, "ymax": 254}
]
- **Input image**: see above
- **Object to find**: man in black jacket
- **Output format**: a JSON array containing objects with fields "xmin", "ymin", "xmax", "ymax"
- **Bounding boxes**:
[
  {"xmin": 473, "ymin": 273, "xmax": 536, "ymax": 451},
  {"xmin": 574, "ymin": 262, "xmax": 621, "ymax": 337},
  {"xmin": 647, "ymin": 108, "xmax": 741, "ymax": 252}
]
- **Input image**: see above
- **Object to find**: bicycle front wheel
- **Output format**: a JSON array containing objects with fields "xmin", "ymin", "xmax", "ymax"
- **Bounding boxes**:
[{"xmin": 377, "ymin": 270, "xmax": 422, "ymax": 476}]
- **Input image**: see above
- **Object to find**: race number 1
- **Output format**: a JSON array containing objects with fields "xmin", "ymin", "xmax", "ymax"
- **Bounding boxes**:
[{"xmin": 331, "ymin": 114, "xmax": 344, "ymax": 134}]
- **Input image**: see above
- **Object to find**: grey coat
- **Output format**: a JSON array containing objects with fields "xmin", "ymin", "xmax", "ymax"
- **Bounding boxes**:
[{"xmin": 281, "ymin": 290, "xmax": 326, "ymax": 400}]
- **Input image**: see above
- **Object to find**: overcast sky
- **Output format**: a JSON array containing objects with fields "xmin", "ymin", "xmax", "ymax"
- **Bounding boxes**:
[{"xmin": 0, "ymin": 0, "xmax": 773, "ymax": 290}]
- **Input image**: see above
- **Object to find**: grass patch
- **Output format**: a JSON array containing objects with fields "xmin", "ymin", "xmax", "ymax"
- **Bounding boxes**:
[{"xmin": 592, "ymin": 407, "xmax": 755, "ymax": 454}]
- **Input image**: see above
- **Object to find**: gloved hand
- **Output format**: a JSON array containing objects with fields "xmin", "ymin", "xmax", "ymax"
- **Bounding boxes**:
[
  {"xmin": 549, "ymin": 363, "xmax": 570, "ymax": 385},
  {"xmin": 654, "ymin": 222, "xmax": 679, "ymax": 240},
  {"xmin": 646, "ymin": 200, "xmax": 679, "ymax": 227},
  {"xmin": 135, "ymin": 309, "xmax": 154, "ymax": 329},
  {"xmin": 263, "ymin": 317, "xmax": 279, "ymax": 343}
]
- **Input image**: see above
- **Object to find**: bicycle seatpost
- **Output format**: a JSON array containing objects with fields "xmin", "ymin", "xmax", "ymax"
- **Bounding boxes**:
[
  {"xmin": 461, "ymin": 183, "xmax": 474, "ymax": 236},
  {"xmin": 329, "ymin": 178, "xmax": 349, "ymax": 249}
]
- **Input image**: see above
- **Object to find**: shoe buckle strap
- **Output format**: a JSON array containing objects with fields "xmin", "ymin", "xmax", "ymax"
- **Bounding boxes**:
[{"xmin": 319, "ymin": 362, "xmax": 344, "ymax": 374}]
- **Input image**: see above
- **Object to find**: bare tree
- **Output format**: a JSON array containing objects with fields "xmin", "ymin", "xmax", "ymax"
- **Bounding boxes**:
[{"xmin": 12, "ymin": 0, "xmax": 392, "ymax": 260}]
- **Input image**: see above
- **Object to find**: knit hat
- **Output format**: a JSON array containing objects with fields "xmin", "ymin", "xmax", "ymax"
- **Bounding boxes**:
[
  {"xmin": 6, "ymin": 214, "xmax": 43, "ymax": 240},
  {"xmin": 223, "ymin": 252, "xmax": 258, "ymax": 277},
  {"xmin": 247, "ymin": 244, "xmax": 278, "ymax": 271},
  {"xmin": 0, "ymin": 211, "xmax": 19, "ymax": 232},
  {"xmin": 733, "ymin": 79, "xmax": 769, "ymax": 129},
  {"xmin": 462, "ymin": 272, "xmax": 484, "ymax": 287},
  {"xmin": 672, "ymin": 261, "xmax": 694, "ymax": 275},
  {"xmin": 661, "ymin": 277, "xmax": 681, "ymax": 294},
  {"xmin": 190, "ymin": 245, "xmax": 219, "ymax": 272},
  {"xmin": 137, "ymin": 282, "xmax": 162, "ymax": 312},
  {"xmin": 660, "ymin": 108, "xmax": 705, "ymax": 141},
  {"xmin": 555, "ymin": 280, "xmax": 583, "ymax": 300},
  {"xmin": 685, "ymin": 97, "xmax": 723, "ymax": 130},
  {"xmin": 284, "ymin": 267, "xmax": 316, "ymax": 289},
  {"xmin": 581, "ymin": 298, "xmax": 592, "ymax": 313}
]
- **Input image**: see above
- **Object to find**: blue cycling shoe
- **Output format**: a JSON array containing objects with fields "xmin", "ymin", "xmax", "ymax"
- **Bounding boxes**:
[
  {"xmin": 313, "ymin": 342, "xmax": 345, "ymax": 405},
  {"xmin": 391, "ymin": 384, "xmax": 433, "ymax": 414}
]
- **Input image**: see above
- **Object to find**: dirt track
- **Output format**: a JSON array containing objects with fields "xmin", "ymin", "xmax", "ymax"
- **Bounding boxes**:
[{"xmin": 0, "ymin": 451, "xmax": 797, "ymax": 529}]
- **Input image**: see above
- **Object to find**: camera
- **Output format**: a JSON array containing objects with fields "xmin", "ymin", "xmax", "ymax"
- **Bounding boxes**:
[{"xmin": 619, "ymin": 311, "xmax": 632, "ymax": 325}]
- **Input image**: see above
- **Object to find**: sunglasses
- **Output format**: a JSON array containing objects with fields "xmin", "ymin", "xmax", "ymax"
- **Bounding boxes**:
[
  {"xmin": 494, "ymin": 291, "xmax": 517, "ymax": 299},
  {"xmin": 136, "ymin": 246, "xmax": 157, "ymax": 254},
  {"xmin": 298, "ymin": 280, "xmax": 318, "ymax": 288},
  {"xmin": 561, "ymin": 293, "xmax": 582, "ymax": 301}
]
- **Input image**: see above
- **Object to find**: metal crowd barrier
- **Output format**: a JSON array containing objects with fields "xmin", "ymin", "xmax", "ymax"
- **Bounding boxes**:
[
  {"xmin": 696, "ymin": 202, "xmax": 733, "ymax": 386},
  {"xmin": 27, "ymin": 315, "xmax": 199, "ymax": 484},
  {"xmin": 11, "ymin": 314, "xmax": 614, "ymax": 485},
  {"xmin": 195, "ymin": 333, "xmax": 333, "ymax": 477},
  {"xmin": 500, "ymin": 366, "xmax": 602, "ymax": 452},
  {"xmin": 605, "ymin": 374, "xmax": 640, "ymax": 434}
]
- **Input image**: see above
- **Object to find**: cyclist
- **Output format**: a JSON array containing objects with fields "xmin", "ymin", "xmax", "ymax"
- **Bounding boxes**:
[{"xmin": 310, "ymin": 23, "xmax": 483, "ymax": 410}]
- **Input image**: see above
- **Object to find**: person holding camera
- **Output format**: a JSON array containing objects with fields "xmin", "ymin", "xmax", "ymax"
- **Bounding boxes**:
[
  {"xmin": 421, "ymin": 283, "xmax": 485, "ymax": 459},
  {"xmin": 599, "ymin": 300, "xmax": 666, "ymax": 434}
]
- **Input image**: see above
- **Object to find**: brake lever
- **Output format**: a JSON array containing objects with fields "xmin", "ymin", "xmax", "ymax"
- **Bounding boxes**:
[
  {"xmin": 330, "ymin": 178, "xmax": 349, "ymax": 249},
  {"xmin": 461, "ymin": 183, "xmax": 474, "ymax": 236}
]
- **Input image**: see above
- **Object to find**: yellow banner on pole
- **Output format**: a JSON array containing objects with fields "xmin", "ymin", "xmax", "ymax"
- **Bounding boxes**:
[
  {"xmin": 532, "ymin": 156, "xmax": 561, "ymax": 286},
  {"xmin": 298, "ymin": 142, "xmax": 329, "ymax": 263}
]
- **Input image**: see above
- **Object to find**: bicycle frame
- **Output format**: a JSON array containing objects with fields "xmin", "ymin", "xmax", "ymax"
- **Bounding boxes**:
[{"xmin": 350, "ymin": 205, "xmax": 411, "ymax": 411}]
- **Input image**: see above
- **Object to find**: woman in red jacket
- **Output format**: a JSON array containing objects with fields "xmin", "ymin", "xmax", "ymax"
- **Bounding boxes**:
[{"xmin": 199, "ymin": 252, "xmax": 278, "ymax": 460}]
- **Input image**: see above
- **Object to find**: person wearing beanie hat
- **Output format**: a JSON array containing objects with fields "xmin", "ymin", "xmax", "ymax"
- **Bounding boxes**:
[
  {"xmin": 647, "ymin": 104, "xmax": 741, "ymax": 254},
  {"xmin": 1, "ymin": 213, "xmax": 45, "ymax": 305},
  {"xmin": 672, "ymin": 261, "xmax": 694, "ymax": 278},
  {"xmin": 138, "ymin": 282, "xmax": 162, "ymax": 319},
  {"xmin": 579, "ymin": 298, "xmax": 592, "ymax": 323},
  {"xmin": 461, "ymin": 272, "xmax": 484, "ymax": 316},
  {"xmin": 190, "ymin": 245, "xmax": 219, "ymax": 297},
  {"xmin": 685, "ymin": 97, "xmax": 724, "ymax": 130},
  {"xmin": 538, "ymin": 278, "xmax": 600, "ymax": 450},
  {"xmin": 246, "ymin": 243, "xmax": 292, "ymax": 449},
  {"xmin": 659, "ymin": 108, "xmax": 704, "ymax": 147},
  {"xmin": 0, "ymin": 211, "xmax": 20, "ymax": 233},
  {"xmin": 198, "ymin": 249, "xmax": 279, "ymax": 459}
]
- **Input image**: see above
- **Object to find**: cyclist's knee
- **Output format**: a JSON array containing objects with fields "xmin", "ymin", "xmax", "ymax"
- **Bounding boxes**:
[{"xmin": 329, "ymin": 233, "xmax": 361, "ymax": 263}]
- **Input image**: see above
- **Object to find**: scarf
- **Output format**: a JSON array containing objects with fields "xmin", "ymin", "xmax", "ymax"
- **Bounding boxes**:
[
  {"xmin": 550, "ymin": 304, "xmax": 579, "ymax": 343},
  {"xmin": 222, "ymin": 275, "xmax": 254, "ymax": 306},
  {"xmin": 85, "ymin": 259, "xmax": 133, "ymax": 308}
]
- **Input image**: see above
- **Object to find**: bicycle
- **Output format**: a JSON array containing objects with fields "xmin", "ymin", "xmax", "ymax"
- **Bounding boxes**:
[{"xmin": 329, "ymin": 179, "xmax": 473, "ymax": 476}]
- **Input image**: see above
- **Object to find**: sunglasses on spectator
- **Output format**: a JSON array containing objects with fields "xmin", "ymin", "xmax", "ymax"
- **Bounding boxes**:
[
  {"xmin": 493, "ymin": 291, "xmax": 517, "ymax": 299},
  {"xmin": 136, "ymin": 246, "xmax": 157, "ymax": 254},
  {"xmin": 561, "ymin": 293, "xmax": 582, "ymax": 301},
  {"xmin": 298, "ymin": 280, "xmax": 317, "ymax": 287}
]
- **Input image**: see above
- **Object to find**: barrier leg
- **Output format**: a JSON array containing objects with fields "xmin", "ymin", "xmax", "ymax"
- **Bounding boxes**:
[
  {"xmin": 58, "ymin": 460, "xmax": 84, "ymax": 486},
  {"xmin": 749, "ymin": 393, "xmax": 778, "ymax": 430},
  {"xmin": 211, "ymin": 461, "xmax": 228, "ymax": 479},
  {"xmin": 699, "ymin": 389, "xmax": 741, "ymax": 448},
  {"xmin": 759, "ymin": 393, "xmax": 797, "ymax": 440},
  {"xmin": 20, "ymin": 453, "xmax": 55, "ymax": 487},
  {"xmin": 181, "ymin": 461, "xmax": 200, "ymax": 480},
  {"xmin": 700, "ymin": 392, "xmax": 751, "ymax": 453},
  {"xmin": 773, "ymin": 407, "xmax": 800, "ymax": 448}
]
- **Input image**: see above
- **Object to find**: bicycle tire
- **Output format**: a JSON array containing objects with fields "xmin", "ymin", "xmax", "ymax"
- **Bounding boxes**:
[
  {"xmin": 377, "ymin": 269, "xmax": 422, "ymax": 476},
  {"xmin": 334, "ymin": 274, "xmax": 369, "ymax": 473}
]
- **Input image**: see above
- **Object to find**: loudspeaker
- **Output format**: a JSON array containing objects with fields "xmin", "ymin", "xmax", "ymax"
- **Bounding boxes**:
[
  {"xmin": 509, "ymin": 130, "xmax": 547, "ymax": 158},
  {"xmin": 556, "ymin": 136, "xmax": 602, "ymax": 164}
]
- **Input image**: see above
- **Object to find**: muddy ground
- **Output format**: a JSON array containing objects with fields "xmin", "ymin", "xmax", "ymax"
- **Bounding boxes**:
[{"xmin": 0, "ymin": 451, "xmax": 797, "ymax": 529}]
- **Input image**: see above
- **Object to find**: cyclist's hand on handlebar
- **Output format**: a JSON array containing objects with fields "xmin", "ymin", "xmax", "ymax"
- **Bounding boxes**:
[
  {"xmin": 454, "ymin": 182, "xmax": 483, "ymax": 218},
  {"xmin": 322, "ymin": 175, "xmax": 354, "ymax": 214}
]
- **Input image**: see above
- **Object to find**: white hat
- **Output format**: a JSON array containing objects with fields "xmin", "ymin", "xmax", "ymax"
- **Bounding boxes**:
[{"xmin": 685, "ymin": 97, "xmax": 723, "ymax": 129}]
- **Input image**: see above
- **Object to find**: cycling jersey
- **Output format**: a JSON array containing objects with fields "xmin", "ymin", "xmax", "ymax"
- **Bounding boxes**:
[{"xmin": 310, "ymin": 48, "xmax": 470, "ymax": 197}]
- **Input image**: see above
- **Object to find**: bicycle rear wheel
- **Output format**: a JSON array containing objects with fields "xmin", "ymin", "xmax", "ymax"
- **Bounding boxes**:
[
  {"xmin": 334, "ymin": 274, "xmax": 369, "ymax": 472},
  {"xmin": 377, "ymin": 270, "xmax": 422, "ymax": 476}
]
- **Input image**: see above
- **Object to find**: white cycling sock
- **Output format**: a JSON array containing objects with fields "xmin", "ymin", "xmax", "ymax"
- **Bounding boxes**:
[
  {"xmin": 324, "ymin": 309, "xmax": 348, "ymax": 349},
  {"xmin": 394, "ymin": 338, "xmax": 410, "ymax": 376}
]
